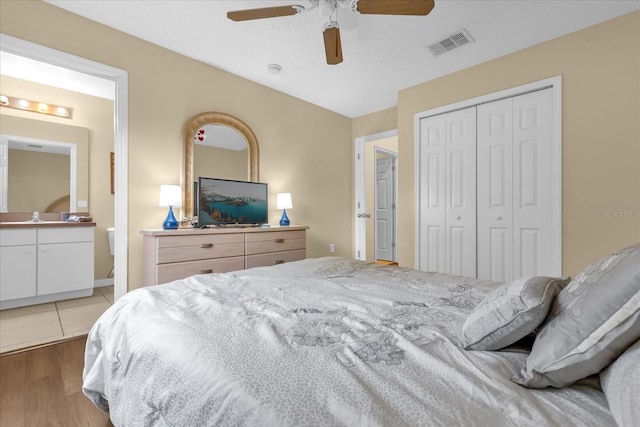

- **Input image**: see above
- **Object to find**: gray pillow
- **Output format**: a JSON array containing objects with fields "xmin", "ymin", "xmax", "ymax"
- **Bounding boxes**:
[
  {"xmin": 460, "ymin": 276, "xmax": 569, "ymax": 351},
  {"xmin": 513, "ymin": 243, "xmax": 640, "ymax": 388},
  {"xmin": 600, "ymin": 339, "xmax": 640, "ymax": 427}
]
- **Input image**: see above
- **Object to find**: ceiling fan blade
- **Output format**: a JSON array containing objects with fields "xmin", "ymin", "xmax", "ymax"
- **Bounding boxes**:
[
  {"xmin": 354, "ymin": 0, "xmax": 435, "ymax": 16},
  {"xmin": 227, "ymin": 6, "xmax": 300, "ymax": 21},
  {"xmin": 323, "ymin": 26, "xmax": 343, "ymax": 65}
]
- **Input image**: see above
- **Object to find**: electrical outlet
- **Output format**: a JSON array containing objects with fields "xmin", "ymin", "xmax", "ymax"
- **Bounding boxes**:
[{"xmin": 330, "ymin": 243, "xmax": 335, "ymax": 253}]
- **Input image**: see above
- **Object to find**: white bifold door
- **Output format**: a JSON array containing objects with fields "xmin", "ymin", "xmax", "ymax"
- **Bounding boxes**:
[
  {"xmin": 418, "ymin": 87, "xmax": 559, "ymax": 281},
  {"xmin": 418, "ymin": 106, "xmax": 477, "ymax": 277},
  {"xmin": 477, "ymin": 89, "xmax": 555, "ymax": 281}
]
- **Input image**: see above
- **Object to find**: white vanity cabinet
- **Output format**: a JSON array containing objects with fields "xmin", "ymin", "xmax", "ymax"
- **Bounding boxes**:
[
  {"xmin": 0, "ymin": 224, "xmax": 95, "ymax": 310},
  {"xmin": 37, "ymin": 227, "xmax": 95, "ymax": 296},
  {"xmin": 0, "ymin": 229, "xmax": 37, "ymax": 301}
]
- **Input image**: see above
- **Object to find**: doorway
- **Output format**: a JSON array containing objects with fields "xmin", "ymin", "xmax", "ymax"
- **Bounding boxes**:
[
  {"xmin": 0, "ymin": 34, "xmax": 128, "ymax": 352},
  {"xmin": 374, "ymin": 148, "xmax": 397, "ymax": 262},
  {"xmin": 354, "ymin": 130, "xmax": 398, "ymax": 263}
]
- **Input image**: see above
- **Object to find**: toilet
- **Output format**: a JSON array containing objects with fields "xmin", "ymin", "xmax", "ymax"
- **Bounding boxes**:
[
  {"xmin": 107, "ymin": 227, "xmax": 115, "ymax": 255},
  {"xmin": 107, "ymin": 227, "xmax": 115, "ymax": 278}
]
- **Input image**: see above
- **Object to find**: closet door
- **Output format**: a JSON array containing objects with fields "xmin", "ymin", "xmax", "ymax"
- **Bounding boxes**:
[
  {"xmin": 512, "ymin": 89, "xmax": 554, "ymax": 278},
  {"xmin": 477, "ymin": 88, "xmax": 555, "ymax": 281},
  {"xmin": 477, "ymin": 98, "xmax": 514, "ymax": 281},
  {"xmin": 418, "ymin": 107, "xmax": 476, "ymax": 276}
]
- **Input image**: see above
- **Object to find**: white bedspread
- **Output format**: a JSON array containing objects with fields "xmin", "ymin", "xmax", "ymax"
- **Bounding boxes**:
[{"xmin": 83, "ymin": 257, "xmax": 616, "ymax": 426}]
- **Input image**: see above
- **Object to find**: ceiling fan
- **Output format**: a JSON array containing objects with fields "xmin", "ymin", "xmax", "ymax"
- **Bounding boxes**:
[{"xmin": 227, "ymin": 0, "xmax": 435, "ymax": 65}]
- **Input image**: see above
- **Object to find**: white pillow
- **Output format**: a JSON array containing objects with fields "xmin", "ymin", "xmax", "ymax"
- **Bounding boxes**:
[
  {"xmin": 513, "ymin": 243, "xmax": 640, "ymax": 388},
  {"xmin": 460, "ymin": 276, "xmax": 569, "ymax": 351},
  {"xmin": 600, "ymin": 339, "xmax": 640, "ymax": 427}
]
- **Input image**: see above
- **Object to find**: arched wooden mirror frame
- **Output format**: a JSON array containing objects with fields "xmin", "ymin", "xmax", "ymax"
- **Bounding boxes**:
[{"xmin": 182, "ymin": 112, "xmax": 259, "ymax": 219}]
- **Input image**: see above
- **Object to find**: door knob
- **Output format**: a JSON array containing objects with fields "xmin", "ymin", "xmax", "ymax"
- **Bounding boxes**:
[
  {"xmin": 455, "ymin": 216, "xmax": 461, "ymax": 220},
  {"xmin": 496, "ymin": 216, "xmax": 503, "ymax": 220}
]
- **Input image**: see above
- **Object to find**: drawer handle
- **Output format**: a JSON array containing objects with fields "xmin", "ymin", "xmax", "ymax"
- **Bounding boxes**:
[
  {"xmin": 274, "ymin": 238, "xmax": 285, "ymax": 243},
  {"xmin": 199, "ymin": 269, "xmax": 213, "ymax": 274},
  {"xmin": 200, "ymin": 243, "xmax": 213, "ymax": 248},
  {"xmin": 273, "ymin": 260, "xmax": 285, "ymax": 265}
]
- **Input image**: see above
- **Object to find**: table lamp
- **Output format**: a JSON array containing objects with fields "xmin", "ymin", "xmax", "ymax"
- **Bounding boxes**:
[
  {"xmin": 159, "ymin": 185, "xmax": 182, "ymax": 230},
  {"xmin": 276, "ymin": 193, "xmax": 292, "ymax": 226}
]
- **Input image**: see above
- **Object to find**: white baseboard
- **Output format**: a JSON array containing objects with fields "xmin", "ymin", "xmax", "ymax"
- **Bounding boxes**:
[{"xmin": 94, "ymin": 278, "xmax": 114, "ymax": 287}]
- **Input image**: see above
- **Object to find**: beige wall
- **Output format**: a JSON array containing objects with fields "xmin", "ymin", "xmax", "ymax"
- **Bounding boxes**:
[
  {"xmin": 0, "ymin": 0, "xmax": 353, "ymax": 290},
  {"xmin": 352, "ymin": 107, "xmax": 398, "ymax": 141},
  {"xmin": 391, "ymin": 11, "xmax": 640, "ymax": 276},
  {"xmin": 0, "ymin": 76, "xmax": 115, "ymax": 281}
]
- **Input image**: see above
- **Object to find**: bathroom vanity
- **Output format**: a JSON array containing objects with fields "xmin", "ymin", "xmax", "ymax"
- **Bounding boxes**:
[{"xmin": 0, "ymin": 221, "xmax": 95, "ymax": 310}]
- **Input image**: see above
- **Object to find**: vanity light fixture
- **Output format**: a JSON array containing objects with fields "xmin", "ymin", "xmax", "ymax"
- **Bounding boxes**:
[
  {"xmin": 159, "ymin": 185, "xmax": 182, "ymax": 230},
  {"xmin": 276, "ymin": 193, "xmax": 292, "ymax": 226},
  {"xmin": 0, "ymin": 94, "xmax": 72, "ymax": 119}
]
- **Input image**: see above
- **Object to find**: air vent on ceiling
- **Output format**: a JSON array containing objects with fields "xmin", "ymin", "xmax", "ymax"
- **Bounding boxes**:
[{"xmin": 427, "ymin": 29, "xmax": 474, "ymax": 56}]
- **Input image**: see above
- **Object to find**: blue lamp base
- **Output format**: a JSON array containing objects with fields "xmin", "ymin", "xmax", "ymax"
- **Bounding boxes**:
[
  {"xmin": 279, "ymin": 209, "xmax": 290, "ymax": 226},
  {"xmin": 162, "ymin": 206, "xmax": 179, "ymax": 230}
]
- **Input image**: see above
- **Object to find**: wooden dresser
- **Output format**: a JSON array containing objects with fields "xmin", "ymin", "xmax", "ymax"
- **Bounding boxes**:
[{"xmin": 141, "ymin": 226, "xmax": 308, "ymax": 286}]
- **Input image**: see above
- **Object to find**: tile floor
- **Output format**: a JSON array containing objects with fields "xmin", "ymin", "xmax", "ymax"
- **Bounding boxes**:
[{"xmin": 0, "ymin": 286, "xmax": 113, "ymax": 354}]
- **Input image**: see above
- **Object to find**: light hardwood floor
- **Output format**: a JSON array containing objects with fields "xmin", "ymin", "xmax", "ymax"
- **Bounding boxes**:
[{"xmin": 0, "ymin": 335, "xmax": 112, "ymax": 426}]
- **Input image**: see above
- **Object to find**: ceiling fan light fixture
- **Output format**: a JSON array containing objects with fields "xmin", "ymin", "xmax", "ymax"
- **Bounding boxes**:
[
  {"xmin": 323, "ymin": 22, "xmax": 343, "ymax": 65},
  {"xmin": 322, "ymin": 20, "xmax": 340, "ymax": 32},
  {"xmin": 228, "ymin": 0, "xmax": 435, "ymax": 65}
]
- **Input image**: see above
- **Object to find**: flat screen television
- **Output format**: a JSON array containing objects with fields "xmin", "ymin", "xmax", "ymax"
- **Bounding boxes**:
[{"xmin": 197, "ymin": 177, "xmax": 268, "ymax": 225}]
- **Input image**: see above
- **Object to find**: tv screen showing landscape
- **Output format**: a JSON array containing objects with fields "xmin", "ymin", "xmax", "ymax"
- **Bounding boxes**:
[{"xmin": 198, "ymin": 177, "xmax": 268, "ymax": 225}]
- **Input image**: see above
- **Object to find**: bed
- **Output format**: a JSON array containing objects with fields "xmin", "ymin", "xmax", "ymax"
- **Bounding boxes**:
[{"xmin": 83, "ymin": 250, "xmax": 640, "ymax": 426}]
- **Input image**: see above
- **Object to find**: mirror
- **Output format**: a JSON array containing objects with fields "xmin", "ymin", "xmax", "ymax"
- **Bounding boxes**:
[
  {"xmin": 182, "ymin": 112, "xmax": 259, "ymax": 219},
  {"xmin": 0, "ymin": 115, "xmax": 89, "ymax": 214}
]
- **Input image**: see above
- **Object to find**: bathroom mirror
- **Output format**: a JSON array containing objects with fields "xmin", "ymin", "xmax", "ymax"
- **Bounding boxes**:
[
  {"xmin": 0, "ymin": 115, "xmax": 89, "ymax": 214},
  {"xmin": 182, "ymin": 112, "xmax": 259, "ymax": 219}
]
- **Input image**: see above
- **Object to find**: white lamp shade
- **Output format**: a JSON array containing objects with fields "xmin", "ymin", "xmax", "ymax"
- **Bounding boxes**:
[
  {"xmin": 159, "ymin": 185, "xmax": 182, "ymax": 207},
  {"xmin": 276, "ymin": 193, "xmax": 292, "ymax": 210}
]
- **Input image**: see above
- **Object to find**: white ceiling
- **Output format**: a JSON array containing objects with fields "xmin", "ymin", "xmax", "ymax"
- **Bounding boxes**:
[
  {"xmin": 22, "ymin": 0, "xmax": 640, "ymax": 118},
  {"xmin": 0, "ymin": 51, "xmax": 115, "ymax": 100}
]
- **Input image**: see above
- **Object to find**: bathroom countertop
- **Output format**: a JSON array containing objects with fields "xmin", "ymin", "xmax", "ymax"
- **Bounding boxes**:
[{"xmin": 0, "ymin": 221, "xmax": 96, "ymax": 229}]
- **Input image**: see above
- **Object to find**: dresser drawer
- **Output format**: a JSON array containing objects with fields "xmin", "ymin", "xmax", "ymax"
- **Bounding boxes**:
[
  {"xmin": 157, "ymin": 233, "xmax": 243, "ymax": 249},
  {"xmin": 141, "ymin": 226, "xmax": 308, "ymax": 286},
  {"xmin": 157, "ymin": 242, "xmax": 244, "ymax": 264},
  {"xmin": 245, "ymin": 230, "xmax": 306, "ymax": 255},
  {"xmin": 246, "ymin": 249, "xmax": 306, "ymax": 269},
  {"xmin": 157, "ymin": 256, "xmax": 245, "ymax": 284}
]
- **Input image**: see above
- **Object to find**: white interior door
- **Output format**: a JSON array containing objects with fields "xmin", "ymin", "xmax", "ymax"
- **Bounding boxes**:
[
  {"xmin": 512, "ymin": 88, "xmax": 554, "ymax": 278},
  {"xmin": 375, "ymin": 152, "xmax": 396, "ymax": 261},
  {"xmin": 416, "ymin": 76, "xmax": 562, "ymax": 280},
  {"xmin": 477, "ymin": 88, "xmax": 557, "ymax": 281},
  {"xmin": 445, "ymin": 108, "xmax": 477, "ymax": 277},
  {"xmin": 418, "ymin": 107, "xmax": 476, "ymax": 276},
  {"xmin": 418, "ymin": 114, "xmax": 447, "ymax": 272},
  {"xmin": 354, "ymin": 130, "xmax": 398, "ymax": 261},
  {"xmin": 477, "ymin": 98, "xmax": 514, "ymax": 281}
]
